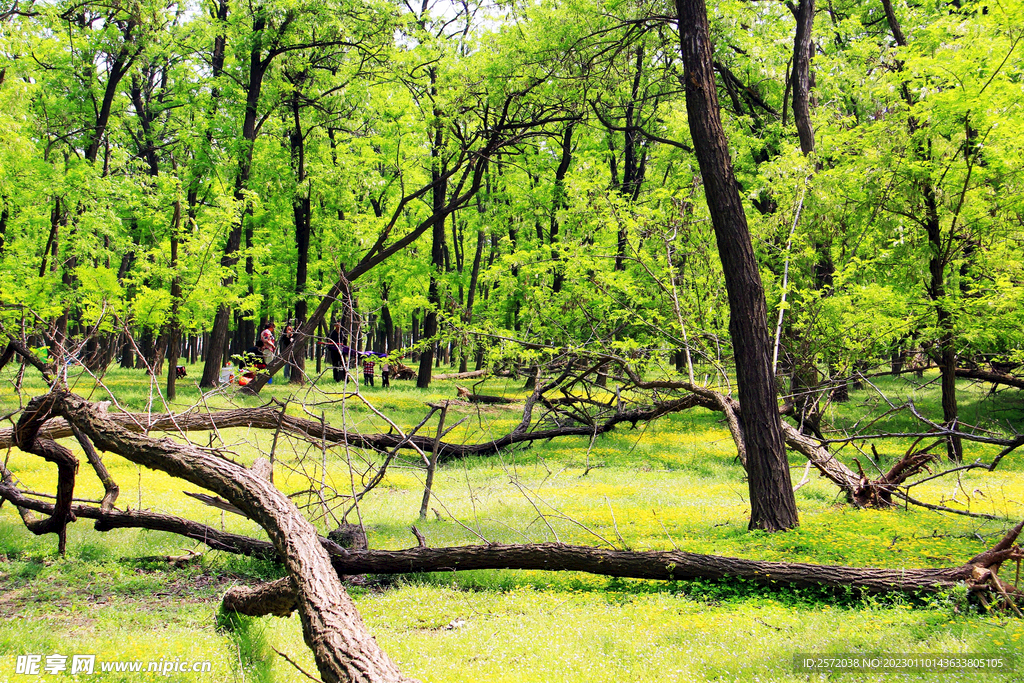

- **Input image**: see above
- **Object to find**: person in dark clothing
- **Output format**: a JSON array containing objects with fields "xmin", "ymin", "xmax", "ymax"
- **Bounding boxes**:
[
  {"xmin": 380, "ymin": 359, "xmax": 390, "ymax": 388},
  {"xmin": 327, "ymin": 321, "xmax": 345, "ymax": 382},
  {"xmin": 280, "ymin": 324, "xmax": 295, "ymax": 380}
]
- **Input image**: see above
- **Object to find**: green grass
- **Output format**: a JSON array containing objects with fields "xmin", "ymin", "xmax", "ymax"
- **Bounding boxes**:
[{"xmin": 1, "ymin": 362, "xmax": 1022, "ymax": 681}]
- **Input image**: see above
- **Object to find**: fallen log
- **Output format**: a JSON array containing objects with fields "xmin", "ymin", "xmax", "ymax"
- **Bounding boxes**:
[
  {"xmin": 391, "ymin": 363, "xmax": 416, "ymax": 381},
  {"xmin": 0, "ymin": 394, "xmax": 936, "ymax": 509},
  {"xmin": 956, "ymin": 368, "xmax": 1024, "ymax": 390},
  {"xmin": 0, "ymin": 480, "xmax": 276, "ymax": 559},
  {"xmin": 224, "ymin": 523, "xmax": 1024, "ymax": 617},
  {"xmin": 0, "ymin": 380, "xmax": 1003, "ymax": 512},
  {"xmin": 5, "ymin": 471, "xmax": 1018, "ymax": 618},
  {"xmin": 614, "ymin": 369, "xmax": 955, "ymax": 508},
  {"xmin": 434, "ymin": 369, "xmax": 490, "ymax": 381}
]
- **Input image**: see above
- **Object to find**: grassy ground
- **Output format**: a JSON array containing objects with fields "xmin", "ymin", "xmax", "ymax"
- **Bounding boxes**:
[{"xmin": 1, "ymin": 361, "xmax": 1022, "ymax": 682}]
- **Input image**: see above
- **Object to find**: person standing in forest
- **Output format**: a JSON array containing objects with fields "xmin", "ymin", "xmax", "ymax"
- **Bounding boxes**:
[
  {"xmin": 260, "ymin": 322, "xmax": 276, "ymax": 366},
  {"xmin": 363, "ymin": 357, "xmax": 375, "ymax": 387},
  {"xmin": 381, "ymin": 359, "xmax": 390, "ymax": 388},
  {"xmin": 280, "ymin": 324, "xmax": 295, "ymax": 380},
  {"xmin": 327, "ymin": 321, "xmax": 345, "ymax": 382}
]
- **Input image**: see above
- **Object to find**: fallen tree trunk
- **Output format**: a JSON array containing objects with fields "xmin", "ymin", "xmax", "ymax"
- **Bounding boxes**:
[
  {"xmin": 38, "ymin": 391, "xmax": 415, "ymax": 683},
  {"xmin": 956, "ymin": 368, "xmax": 1024, "ymax": 390},
  {"xmin": 777, "ymin": 421, "xmax": 939, "ymax": 508},
  {"xmin": 4, "ymin": 442, "xmax": 1019, "ymax": 621},
  {"xmin": 8, "ymin": 478, "xmax": 1018, "ymax": 611},
  {"xmin": 0, "ymin": 395, "xmax": 942, "ymax": 508},
  {"xmin": 0, "ymin": 375, "xmax": 1008, "ymax": 512},
  {"xmin": 434, "ymin": 369, "xmax": 489, "ymax": 381},
  {"xmin": 614, "ymin": 370, "xmax": 956, "ymax": 509},
  {"xmin": 224, "ymin": 523, "xmax": 1023, "ymax": 617}
]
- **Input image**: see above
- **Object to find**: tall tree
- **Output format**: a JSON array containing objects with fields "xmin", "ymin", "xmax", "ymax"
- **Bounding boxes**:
[{"xmin": 675, "ymin": 0, "xmax": 799, "ymax": 531}]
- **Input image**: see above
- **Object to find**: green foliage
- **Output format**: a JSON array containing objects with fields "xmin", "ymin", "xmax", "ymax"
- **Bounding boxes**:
[{"xmin": 0, "ymin": 0, "xmax": 1018, "ymax": 390}]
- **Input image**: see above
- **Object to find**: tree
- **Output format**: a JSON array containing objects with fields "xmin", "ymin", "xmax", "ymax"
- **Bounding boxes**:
[{"xmin": 675, "ymin": 0, "xmax": 799, "ymax": 531}]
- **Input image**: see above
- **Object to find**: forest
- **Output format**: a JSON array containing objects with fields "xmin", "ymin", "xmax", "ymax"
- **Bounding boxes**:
[{"xmin": 1, "ymin": 0, "xmax": 1023, "ymax": 681}]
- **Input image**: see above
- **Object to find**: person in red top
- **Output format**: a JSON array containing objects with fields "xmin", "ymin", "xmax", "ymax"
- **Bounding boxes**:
[
  {"xmin": 362, "ymin": 357, "xmax": 374, "ymax": 387},
  {"xmin": 260, "ymin": 322, "xmax": 276, "ymax": 366}
]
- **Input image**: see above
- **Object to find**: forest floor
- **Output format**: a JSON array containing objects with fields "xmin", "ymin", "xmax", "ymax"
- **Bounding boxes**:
[{"xmin": 1, "ymin": 362, "xmax": 1023, "ymax": 682}]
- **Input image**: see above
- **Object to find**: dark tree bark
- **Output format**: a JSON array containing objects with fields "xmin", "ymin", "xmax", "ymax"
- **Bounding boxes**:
[
  {"xmin": 224, "ymin": 525, "xmax": 1023, "ymax": 617},
  {"xmin": 289, "ymin": 86, "xmax": 311, "ymax": 383},
  {"xmin": 459, "ymin": 229, "xmax": 484, "ymax": 374},
  {"xmin": 9, "ymin": 395, "xmax": 79, "ymax": 555},
  {"xmin": 925, "ymin": 184, "xmax": 963, "ymax": 462},
  {"xmin": 791, "ymin": 0, "xmax": 816, "ymax": 157},
  {"xmin": 955, "ymin": 368, "xmax": 1024, "ymax": 390},
  {"xmin": 550, "ymin": 123, "xmax": 574, "ymax": 293},
  {"xmin": 38, "ymin": 198, "xmax": 61, "ymax": 278},
  {"xmin": 0, "ymin": 196, "xmax": 9, "ymax": 256},
  {"xmin": 6, "ymin": 472, "xmax": 1016, "ymax": 620},
  {"xmin": 0, "ymin": 394, "xmax": 710, "ymax": 462},
  {"xmin": 417, "ymin": 72, "xmax": 447, "ymax": 389},
  {"xmin": 166, "ymin": 200, "xmax": 183, "ymax": 400},
  {"xmin": 675, "ymin": 0, "xmax": 799, "ymax": 531},
  {"xmin": 0, "ymin": 483, "xmax": 277, "ymax": 559}
]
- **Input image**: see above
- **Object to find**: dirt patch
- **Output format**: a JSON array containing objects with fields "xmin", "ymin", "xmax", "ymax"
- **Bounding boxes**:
[{"xmin": 0, "ymin": 584, "xmax": 29, "ymax": 617}]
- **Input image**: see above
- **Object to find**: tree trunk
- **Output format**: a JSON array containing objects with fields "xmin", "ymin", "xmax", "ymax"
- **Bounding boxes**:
[
  {"xmin": 0, "ymin": 196, "xmax": 8, "ymax": 256},
  {"xmin": 290, "ymin": 90, "xmax": 311, "ymax": 384},
  {"xmin": 166, "ymin": 200, "xmax": 183, "ymax": 400},
  {"xmin": 791, "ymin": 0, "xmax": 816, "ymax": 157},
  {"xmin": 550, "ymin": 123, "xmax": 574, "ymax": 292},
  {"xmin": 460, "ymin": 228, "xmax": 486, "ymax": 373},
  {"xmin": 926, "ymin": 188, "xmax": 962, "ymax": 462},
  {"xmin": 417, "ymin": 83, "xmax": 447, "ymax": 389},
  {"xmin": 222, "ymin": 528, "xmax": 1021, "ymax": 618},
  {"xmin": 955, "ymin": 368, "xmax": 1024, "ymax": 390},
  {"xmin": 676, "ymin": 0, "xmax": 799, "ymax": 531}
]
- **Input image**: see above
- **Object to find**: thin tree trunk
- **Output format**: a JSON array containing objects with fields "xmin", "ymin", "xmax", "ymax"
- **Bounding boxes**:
[
  {"xmin": 417, "ymin": 80, "xmax": 447, "ymax": 389},
  {"xmin": 791, "ymin": 0, "xmax": 816, "ymax": 157},
  {"xmin": 550, "ymin": 123, "xmax": 574, "ymax": 292},
  {"xmin": 460, "ymin": 228, "xmax": 486, "ymax": 373},
  {"xmin": 166, "ymin": 200, "xmax": 182, "ymax": 400},
  {"xmin": 881, "ymin": 2, "xmax": 961, "ymax": 462}
]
